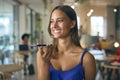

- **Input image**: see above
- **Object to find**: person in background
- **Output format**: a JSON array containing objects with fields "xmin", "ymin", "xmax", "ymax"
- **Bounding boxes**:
[
  {"xmin": 21, "ymin": 33, "xmax": 30, "ymax": 46},
  {"xmin": 36, "ymin": 5, "xmax": 96, "ymax": 80},
  {"xmin": 116, "ymin": 43, "xmax": 120, "ymax": 56},
  {"xmin": 100, "ymin": 38, "xmax": 109, "ymax": 51},
  {"xmin": 107, "ymin": 35, "xmax": 116, "ymax": 55},
  {"xmin": 108, "ymin": 35, "xmax": 115, "ymax": 45},
  {"xmin": 21, "ymin": 33, "xmax": 30, "ymax": 75},
  {"xmin": 114, "ymin": 42, "xmax": 120, "ymax": 62}
]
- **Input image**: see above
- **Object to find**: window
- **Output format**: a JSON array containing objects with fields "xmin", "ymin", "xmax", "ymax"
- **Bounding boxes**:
[
  {"xmin": 90, "ymin": 16, "xmax": 105, "ymax": 37},
  {"xmin": 0, "ymin": 1, "xmax": 14, "ymax": 51}
]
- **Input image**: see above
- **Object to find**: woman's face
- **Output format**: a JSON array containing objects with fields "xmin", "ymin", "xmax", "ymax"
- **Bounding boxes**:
[
  {"xmin": 50, "ymin": 9, "xmax": 74, "ymax": 38},
  {"xmin": 24, "ymin": 36, "xmax": 28, "ymax": 42}
]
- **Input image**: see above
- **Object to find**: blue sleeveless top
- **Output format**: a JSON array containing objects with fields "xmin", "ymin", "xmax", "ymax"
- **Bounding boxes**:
[{"xmin": 50, "ymin": 50, "xmax": 87, "ymax": 80}]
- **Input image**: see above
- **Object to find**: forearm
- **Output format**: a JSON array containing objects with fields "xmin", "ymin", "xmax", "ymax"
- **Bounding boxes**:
[
  {"xmin": 37, "ymin": 57, "xmax": 50, "ymax": 80},
  {"xmin": 36, "ymin": 54, "xmax": 50, "ymax": 80},
  {"xmin": 36, "ymin": 45, "xmax": 52, "ymax": 80}
]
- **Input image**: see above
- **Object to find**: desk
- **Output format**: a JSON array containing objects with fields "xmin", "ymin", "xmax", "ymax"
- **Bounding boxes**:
[
  {"xmin": 14, "ymin": 50, "xmax": 33, "ymax": 55},
  {"xmin": 101, "ymin": 63, "xmax": 120, "ymax": 69},
  {"xmin": 95, "ymin": 55, "xmax": 120, "ymax": 61},
  {"xmin": 0, "ymin": 64, "xmax": 23, "ymax": 79},
  {"xmin": 13, "ymin": 50, "xmax": 35, "ymax": 64},
  {"xmin": 0, "ymin": 64, "xmax": 23, "ymax": 73}
]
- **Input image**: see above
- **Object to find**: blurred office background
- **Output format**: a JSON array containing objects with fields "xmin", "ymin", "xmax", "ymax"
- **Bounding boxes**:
[{"xmin": 0, "ymin": 0, "xmax": 120, "ymax": 80}]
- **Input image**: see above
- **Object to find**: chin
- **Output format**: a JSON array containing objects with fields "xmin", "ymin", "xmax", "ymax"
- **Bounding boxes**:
[
  {"xmin": 53, "ymin": 36, "xmax": 60, "ymax": 38},
  {"xmin": 53, "ymin": 35, "xmax": 62, "ymax": 38}
]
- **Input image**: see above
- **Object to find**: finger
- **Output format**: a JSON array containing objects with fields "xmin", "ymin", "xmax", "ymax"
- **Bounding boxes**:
[
  {"xmin": 37, "ymin": 45, "xmax": 44, "ymax": 56},
  {"xmin": 43, "ymin": 45, "xmax": 52, "ymax": 63},
  {"xmin": 42, "ymin": 44, "xmax": 52, "ymax": 61},
  {"xmin": 42, "ymin": 45, "xmax": 49, "ymax": 58},
  {"xmin": 46, "ymin": 45, "xmax": 53, "ymax": 60}
]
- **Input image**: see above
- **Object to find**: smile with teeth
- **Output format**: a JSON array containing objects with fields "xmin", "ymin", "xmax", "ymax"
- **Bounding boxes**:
[{"xmin": 54, "ymin": 29, "xmax": 61, "ymax": 33}]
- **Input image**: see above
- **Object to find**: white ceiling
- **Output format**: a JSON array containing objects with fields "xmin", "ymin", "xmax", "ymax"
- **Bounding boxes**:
[
  {"xmin": 16, "ymin": 0, "xmax": 120, "ymax": 14},
  {"xmin": 16, "ymin": 0, "xmax": 44, "ymax": 13},
  {"xmin": 89, "ymin": 0, "xmax": 120, "ymax": 6}
]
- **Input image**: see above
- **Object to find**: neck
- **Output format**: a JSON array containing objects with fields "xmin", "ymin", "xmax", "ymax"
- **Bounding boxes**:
[
  {"xmin": 58, "ymin": 37, "xmax": 74, "ymax": 53},
  {"xmin": 23, "ymin": 41, "xmax": 28, "ymax": 45}
]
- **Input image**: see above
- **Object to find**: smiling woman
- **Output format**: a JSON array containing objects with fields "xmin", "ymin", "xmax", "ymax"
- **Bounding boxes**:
[
  {"xmin": 49, "ymin": 9, "xmax": 75, "ymax": 38},
  {"xmin": 36, "ymin": 5, "xmax": 96, "ymax": 80}
]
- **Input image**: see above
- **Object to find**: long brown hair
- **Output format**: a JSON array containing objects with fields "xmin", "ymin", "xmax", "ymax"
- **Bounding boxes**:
[{"xmin": 48, "ymin": 5, "xmax": 81, "ymax": 58}]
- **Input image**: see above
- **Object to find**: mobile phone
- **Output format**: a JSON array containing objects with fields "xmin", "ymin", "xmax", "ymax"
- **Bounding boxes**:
[{"xmin": 31, "ymin": 44, "xmax": 46, "ymax": 47}]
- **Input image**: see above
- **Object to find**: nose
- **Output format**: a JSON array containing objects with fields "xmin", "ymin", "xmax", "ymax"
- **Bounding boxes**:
[{"xmin": 51, "ymin": 21, "xmax": 58, "ymax": 28}]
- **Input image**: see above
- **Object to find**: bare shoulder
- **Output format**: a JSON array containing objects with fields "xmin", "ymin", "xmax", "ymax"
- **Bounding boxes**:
[
  {"xmin": 76, "ymin": 47, "xmax": 95, "ymax": 64},
  {"xmin": 85, "ymin": 51, "xmax": 95, "ymax": 59},
  {"xmin": 82, "ymin": 51, "xmax": 96, "ymax": 80},
  {"xmin": 83, "ymin": 51, "xmax": 96, "ymax": 65}
]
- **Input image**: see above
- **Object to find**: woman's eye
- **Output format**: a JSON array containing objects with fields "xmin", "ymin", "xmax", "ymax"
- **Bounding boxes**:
[
  {"xmin": 57, "ymin": 19, "xmax": 64, "ymax": 22},
  {"xmin": 50, "ymin": 19, "xmax": 64, "ymax": 24},
  {"xmin": 50, "ymin": 20, "xmax": 53, "ymax": 23}
]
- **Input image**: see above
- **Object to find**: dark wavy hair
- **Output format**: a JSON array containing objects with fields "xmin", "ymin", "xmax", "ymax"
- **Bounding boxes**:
[
  {"xmin": 21, "ymin": 33, "xmax": 29, "ymax": 40},
  {"xmin": 48, "ymin": 5, "xmax": 81, "ymax": 58}
]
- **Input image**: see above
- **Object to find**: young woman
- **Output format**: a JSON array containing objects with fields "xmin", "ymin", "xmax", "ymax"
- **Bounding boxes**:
[{"xmin": 36, "ymin": 5, "xmax": 96, "ymax": 80}]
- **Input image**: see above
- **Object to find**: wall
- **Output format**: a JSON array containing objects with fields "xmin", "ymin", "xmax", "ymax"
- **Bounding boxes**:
[
  {"xmin": 40, "ymin": 10, "xmax": 52, "ymax": 44},
  {"xmin": 106, "ymin": 6, "xmax": 116, "ymax": 39},
  {"xmin": 75, "ymin": 5, "xmax": 107, "ymax": 36},
  {"xmin": 19, "ymin": 5, "xmax": 27, "ymax": 44}
]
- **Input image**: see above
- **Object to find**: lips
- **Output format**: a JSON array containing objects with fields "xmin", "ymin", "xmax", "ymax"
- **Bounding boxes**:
[
  {"xmin": 54, "ymin": 29, "xmax": 61, "ymax": 33},
  {"xmin": 51, "ymin": 29, "xmax": 61, "ymax": 37}
]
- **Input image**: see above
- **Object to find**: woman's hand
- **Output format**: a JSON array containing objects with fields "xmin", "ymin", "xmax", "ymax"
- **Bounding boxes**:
[
  {"xmin": 36, "ymin": 44, "xmax": 52, "ymax": 80},
  {"xmin": 37, "ymin": 44, "xmax": 53, "ymax": 63}
]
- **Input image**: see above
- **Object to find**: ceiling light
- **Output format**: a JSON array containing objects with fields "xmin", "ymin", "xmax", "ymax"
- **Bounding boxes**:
[
  {"xmin": 87, "ymin": 9, "xmax": 94, "ymax": 17},
  {"xmin": 113, "ymin": 8, "xmax": 117, "ymax": 12},
  {"xmin": 87, "ymin": 12, "xmax": 92, "ymax": 17},
  {"xmin": 114, "ymin": 42, "xmax": 119, "ymax": 48},
  {"xmin": 90, "ymin": 9, "xmax": 94, "ymax": 13}
]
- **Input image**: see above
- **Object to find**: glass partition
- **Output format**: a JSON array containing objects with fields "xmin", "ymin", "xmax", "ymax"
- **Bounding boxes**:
[
  {"xmin": 0, "ymin": 0, "xmax": 14, "ymax": 52},
  {"xmin": 0, "ymin": 0, "xmax": 20, "ymax": 60}
]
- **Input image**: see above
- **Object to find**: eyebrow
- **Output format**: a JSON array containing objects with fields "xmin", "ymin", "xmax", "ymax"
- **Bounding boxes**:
[{"xmin": 51, "ymin": 17, "xmax": 64, "ymax": 20}]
